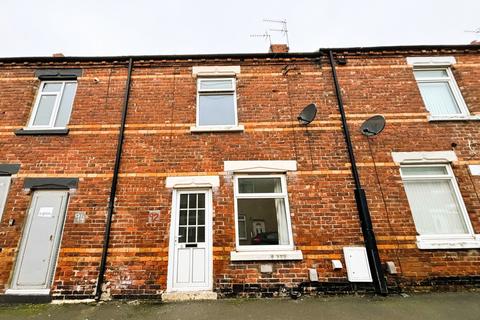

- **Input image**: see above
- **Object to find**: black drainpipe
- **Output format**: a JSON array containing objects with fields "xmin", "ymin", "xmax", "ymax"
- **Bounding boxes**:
[
  {"xmin": 327, "ymin": 50, "xmax": 388, "ymax": 295},
  {"xmin": 95, "ymin": 57, "xmax": 134, "ymax": 300}
]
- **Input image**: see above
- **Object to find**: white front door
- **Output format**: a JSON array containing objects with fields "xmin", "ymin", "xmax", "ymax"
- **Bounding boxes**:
[
  {"xmin": 168, "ymin": 189, "xmax": 212, "ymax": 292},
  {"xmin": 9, "ymin": 190, "xmax": 68, "ymax": 293}
]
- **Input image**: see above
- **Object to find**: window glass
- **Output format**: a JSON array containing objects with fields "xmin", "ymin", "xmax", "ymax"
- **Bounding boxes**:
[
  {"xmin": 237, "ymin": 198, "xmax": 289, "ymax": 246},
  {"xmin": 238, "ymin": 178, "xmax": 282, "ymax": 193},
  {"xmin": 401, "ymin": 166, "xmax": 448, "ymax": 176},
  {"xmin": 414, "ymin": 69, "xmax": 448, "ymax": 79},
  {"xmin": 403, "ymin": 180, "xmax": 468, "ymax": 235},
  {"xmin": 418, "ymin": 82, "xmax": 461, "ymax": 115},
  {"xmin": 32, "ymin": 95, "xmax": 56, "ymax": 126},
  {"xmin": 199, "ymin": 79, "xmax": 233, "ymax": 91},
  {"xmin": 0, "ymin": 176, "xmax": 11, "ymax": 220},
  {"xmin": 54, "ymin": 82, "xmax": 77, "ymax": 127},
  {"xmin": 198, "ymin": 94, "xmax": 235, "ymax": 126},
  {"xmin": 42, "ymin": 83, "xmax": 62, "ymax": 92}
]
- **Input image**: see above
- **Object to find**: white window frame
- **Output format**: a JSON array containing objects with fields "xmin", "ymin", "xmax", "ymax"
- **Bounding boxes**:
[
  {"xmin": 412, "ymin": 66, "xmax": 470, "ymax": 118},
  {"xmin": 233, "ymin": 174, "xmax": 294, "ymax": 252},
  {"xmin": 0, "ymin": 176, "xmax": 11, "ymax": 221},
  {"xmin": 399, "ymin": 163, "xmax": 480, "ymax": 249},
  {"xmin": 190, "ymin": 77, "xmax": 244, "ymax": 132},
  {"xmin": 26, "ymin": 80, "xmax": 77, "ymax": 130}
]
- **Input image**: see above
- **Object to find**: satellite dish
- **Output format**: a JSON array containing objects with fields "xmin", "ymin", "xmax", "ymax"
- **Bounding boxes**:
[
  {"xmin": 360, "ymin": 115, "xmax": 386, "ymax": 136},
  {"xmin": 297, "ymin": 103, "xmax": 317, "ymax": 125}
]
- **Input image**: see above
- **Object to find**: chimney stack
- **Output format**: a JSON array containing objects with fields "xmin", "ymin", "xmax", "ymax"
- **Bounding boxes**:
[
  {"xmin": 269, "ymin": 44, "xmax": 289, "ymax": 53},
  {"xmin": 52, "ymin": 53, "xmax": 65, "ymax": 58},
  {"xmin": 471, "ymin": 40, "xmax": 480, "ymax": 45}
]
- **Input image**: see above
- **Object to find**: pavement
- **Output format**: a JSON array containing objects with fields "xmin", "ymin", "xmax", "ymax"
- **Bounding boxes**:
[{"xmin": 1, "ymin": 292, "xmax": 479, "ymax": 320}]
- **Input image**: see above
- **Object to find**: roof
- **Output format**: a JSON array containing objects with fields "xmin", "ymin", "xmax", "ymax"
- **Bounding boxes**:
[{"xmin": 0, "ymin": 44, "xmax": 478, "ymax": 63}]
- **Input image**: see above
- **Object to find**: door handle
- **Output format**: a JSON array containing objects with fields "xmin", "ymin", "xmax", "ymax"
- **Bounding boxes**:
[{"xmin": 49, "ymin": 235, "xmax": 53, "ymax": 241}]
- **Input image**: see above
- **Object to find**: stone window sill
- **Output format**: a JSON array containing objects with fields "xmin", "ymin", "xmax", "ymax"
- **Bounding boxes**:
[
  {"xmin": 190, "ymin": 125, "xmax": 244, "ymax": 133},
  {"xmin": 230, "ymin": 250, "xmax": 303, "ymax": 261},
  {"xmin": 416, "ymin": 235, "xmax": 480, "ymax": 249},
  {"xmin": 15, "ymin": 128, "xmax": 69, "ymax": 136},
  {"xmin": 428, "ymin": 115, "xmax": 480, "ymax": 122}
]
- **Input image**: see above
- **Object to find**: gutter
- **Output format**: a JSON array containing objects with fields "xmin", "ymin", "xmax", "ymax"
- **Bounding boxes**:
[
  {"xmin": 0, "ymin": 44, "xmax": 478, "ymax": 63},
  {"xmin": 326, "ymin": 50, "xmax": 388, "ymax": 295},
  {"xmin": 95, "ymin": 57, "xmax": 134, "ymax": 300}
]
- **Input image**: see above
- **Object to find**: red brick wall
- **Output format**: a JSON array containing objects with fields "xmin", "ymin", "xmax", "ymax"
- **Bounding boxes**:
[{"xmin": 0, "ymin": 48, "xmax": 479, "ymax": 299}]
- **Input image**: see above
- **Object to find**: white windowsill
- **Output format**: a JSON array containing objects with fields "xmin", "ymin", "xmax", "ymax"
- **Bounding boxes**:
[
  {"xmin": 230, "ymin": 250, "xmax": 303, "ymax": 261},
  {"xmin": 416, "ymin": 235, "xmax": 480, "ymax": 249},
  {"xmin": 428, "ymin": 115, "xmax": 480, "ymax": 122},
  {"xmin": 5, "ymin": 289, "xmax": 51, "ymax": 295},
  {"xmin": 190, "ymin": 125, "xmax": 244, "ymax": 133}
]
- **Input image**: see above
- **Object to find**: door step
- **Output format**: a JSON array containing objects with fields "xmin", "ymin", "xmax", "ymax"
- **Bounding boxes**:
[
  {"xmin": 162, "ymin": 291, "xmax": 217, "ymax": 302},
  {"xmin": 0, "ymin": 294, "xmax": 52, "ymax": 304}
]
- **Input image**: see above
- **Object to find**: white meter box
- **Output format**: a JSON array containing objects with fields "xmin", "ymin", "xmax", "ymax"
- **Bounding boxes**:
[{"xmin": 343, "ymin": 247, "xmax": 373, "ymax": 282}]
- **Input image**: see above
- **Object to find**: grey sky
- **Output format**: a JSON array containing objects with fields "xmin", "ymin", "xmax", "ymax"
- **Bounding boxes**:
[{"xmin": 1, "ymin": 0, "xmax": 479, "ymax": 57}]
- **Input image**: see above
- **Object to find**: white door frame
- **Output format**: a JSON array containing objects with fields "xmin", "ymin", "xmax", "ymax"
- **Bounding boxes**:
[
  {"xmin": 166, "ymin": 188, "xmax": 213, "ymax": 292},
  {"xmin": 7, "ymin": 190, "xmax": 69, "ymax": 295}
]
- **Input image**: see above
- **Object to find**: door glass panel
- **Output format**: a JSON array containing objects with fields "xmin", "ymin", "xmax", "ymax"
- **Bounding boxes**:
[
  {"xmin": 180, "ymin": 194, "xmax": 188, "ymax": 208},
  {"xmin": 198, "ymin": 194, "xmax": 205, "ymax": 208},
  {"xmin": 198, "ymin": 210, "xmax": 205, "ymax": 225},
  {"xmin": 178, "ymin": 227, "xmax": 187, "ymax": 243},
  {"xmin": 179, "ymin": 210, "xmax": 187, "ymax": 225},
  {"xmin": 187, "ymin": 227, "xmax": 196, "ymax": 242},
  {"xmin": 197, "ymin": 227, "xmax": 205, "ymax": 242},
  {"xmin": 33, "ymin": 95, "xmax": 56, "ymax": 126},
  {"xmin": 188, "ymin": 210, "xmax": 197, "ymax": 224},
  {"xmin": 188, "ymin": 194, "xmax": 197, "ymax": 208}
]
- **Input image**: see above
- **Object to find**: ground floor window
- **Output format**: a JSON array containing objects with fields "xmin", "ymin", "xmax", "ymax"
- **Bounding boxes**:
[
  {"xmin": 400, "ymin": 164, "xmax": 472, "ymax": 236},
  {"xmin": 234, "ymin": 175, "xmax": 293, "ymax": 250}
]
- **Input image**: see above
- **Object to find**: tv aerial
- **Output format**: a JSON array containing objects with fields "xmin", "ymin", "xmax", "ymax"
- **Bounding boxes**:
[
  {"xmin": 297, "ymin": 103, "xmax": 317, "ymax": 125},
  {"xmin": 251, "ymin": 19, "xmax": 290, "ymax": 47},
  {"xmin": 360, "ymin": 115, "xmax": 386, "ymax": 136}
]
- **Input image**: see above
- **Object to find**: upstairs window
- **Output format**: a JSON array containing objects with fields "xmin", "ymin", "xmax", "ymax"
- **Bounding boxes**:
[
  {"xmin": 196, "ymin": 78, "xmax": 237, "ymax": 128},
  {"xmin": 27, "ymin": 81, "xmax": 77, "ymax": 129},
  {"xmin": 413, "ymin": 67, "xmax": 468, "ymax": 117}
]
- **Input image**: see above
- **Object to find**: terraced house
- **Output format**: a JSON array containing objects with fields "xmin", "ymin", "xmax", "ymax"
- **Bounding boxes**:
[{"xmin": 0, "ymin": 44, "xmax": 479, "ymax": 302}]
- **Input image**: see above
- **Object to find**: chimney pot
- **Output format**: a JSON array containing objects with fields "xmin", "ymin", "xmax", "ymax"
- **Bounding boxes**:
[{"xmin": 269, "ymin": 44, "xmax": 289, "ymax": 53}]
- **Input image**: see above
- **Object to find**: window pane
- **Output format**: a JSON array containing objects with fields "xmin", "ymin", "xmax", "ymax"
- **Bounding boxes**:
[
  {"xmin": 197, "ymin": 227, "xmax": 205, "ymax": 242},
  {"xmin": 32, "ymin": 95, "xmax": 56, "ymax": 126},
  {"xmin": 403, "ymin": 180, "xmax": 468, "ymax": 235},
  {"xmin": 237, "ymin": 198, "xmax": 289, "ymax": 246},
  {"xmin": 54, "ymin": 82, "xmax": 77, "ymax": 127},
  {"xmin": 42, "ymin": 83, "xmax": 62, "ymax": 92},
  {"xmin": 188, "ymin": 210, "xmax": 197, "ymax": 225},
  {"xmin": 238, "ymin": 178, "xmax": 282, "ymax": 193},
  {"xmin": 197, "ymin": 210, "xmax": 205, "ymax": 225},
  {"xmin": 418, "ymin": 82, "xmax": 461, "ymax": 115},
  {"xmin": 179, "ymin": 210, "xmax": 187, "ymax": 226},
  {"xmin": 414, "ymin": 70, "xmax": 448, "ymax": 79},
  {"xmin": 180, "ymin": 194, "xmax": 188, "ymax": 209},
  {"xmin": 198, "ymin": 94, "xmax": 236, "ymax": 126},
  {"xmin": 187, "ymin": 227, "xmax": 196, "ymax": 242},
  {"xmin": 0, "ymin": 177, "xmax": 11, "ymax": 220},
  {"xmin": 178, "ymin": 227, "xmax": 187, "ymax": 243},
  {"xmin": 238, "ymin": 216, "xmax": 247, "ymax": 240},
  {"xmin": 401, "ymin": 166, "xmax": 448, "ymax": 176},
  {"xmin": 199, "ymin": 79, "xmax": 233, "ymax": 90},
  {"xmin": 188, "ymin": 194, "xmax": 197, "ymax": 208}
]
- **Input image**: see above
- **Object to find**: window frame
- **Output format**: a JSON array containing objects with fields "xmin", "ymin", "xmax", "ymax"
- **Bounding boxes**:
[
  {"xmin": 195, "ymin": 77, "xmax": 239, "ymax": 129},
  {"xmin": 413, "ymin": 66, "xmax": 470, "ymax": 117},
  {"xmin": 26, "ymin": 80, "xmax": 77, "ymax": 130},
  {"xmin": 0, "ymin": 176, "xmax": 11, "ymax": 221},
  {"xmin": 400, "ymin": 163, "xmax": 479, "ymax": 246},
  {"xmin": 233, "ymin": 174, "xmax": 294, "ymax": 252}
]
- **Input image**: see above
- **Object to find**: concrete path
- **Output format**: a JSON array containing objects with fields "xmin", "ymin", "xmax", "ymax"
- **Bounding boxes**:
[{"xmin": 1, "ymin": 292, "xmax": 479, "ymax": 320}]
